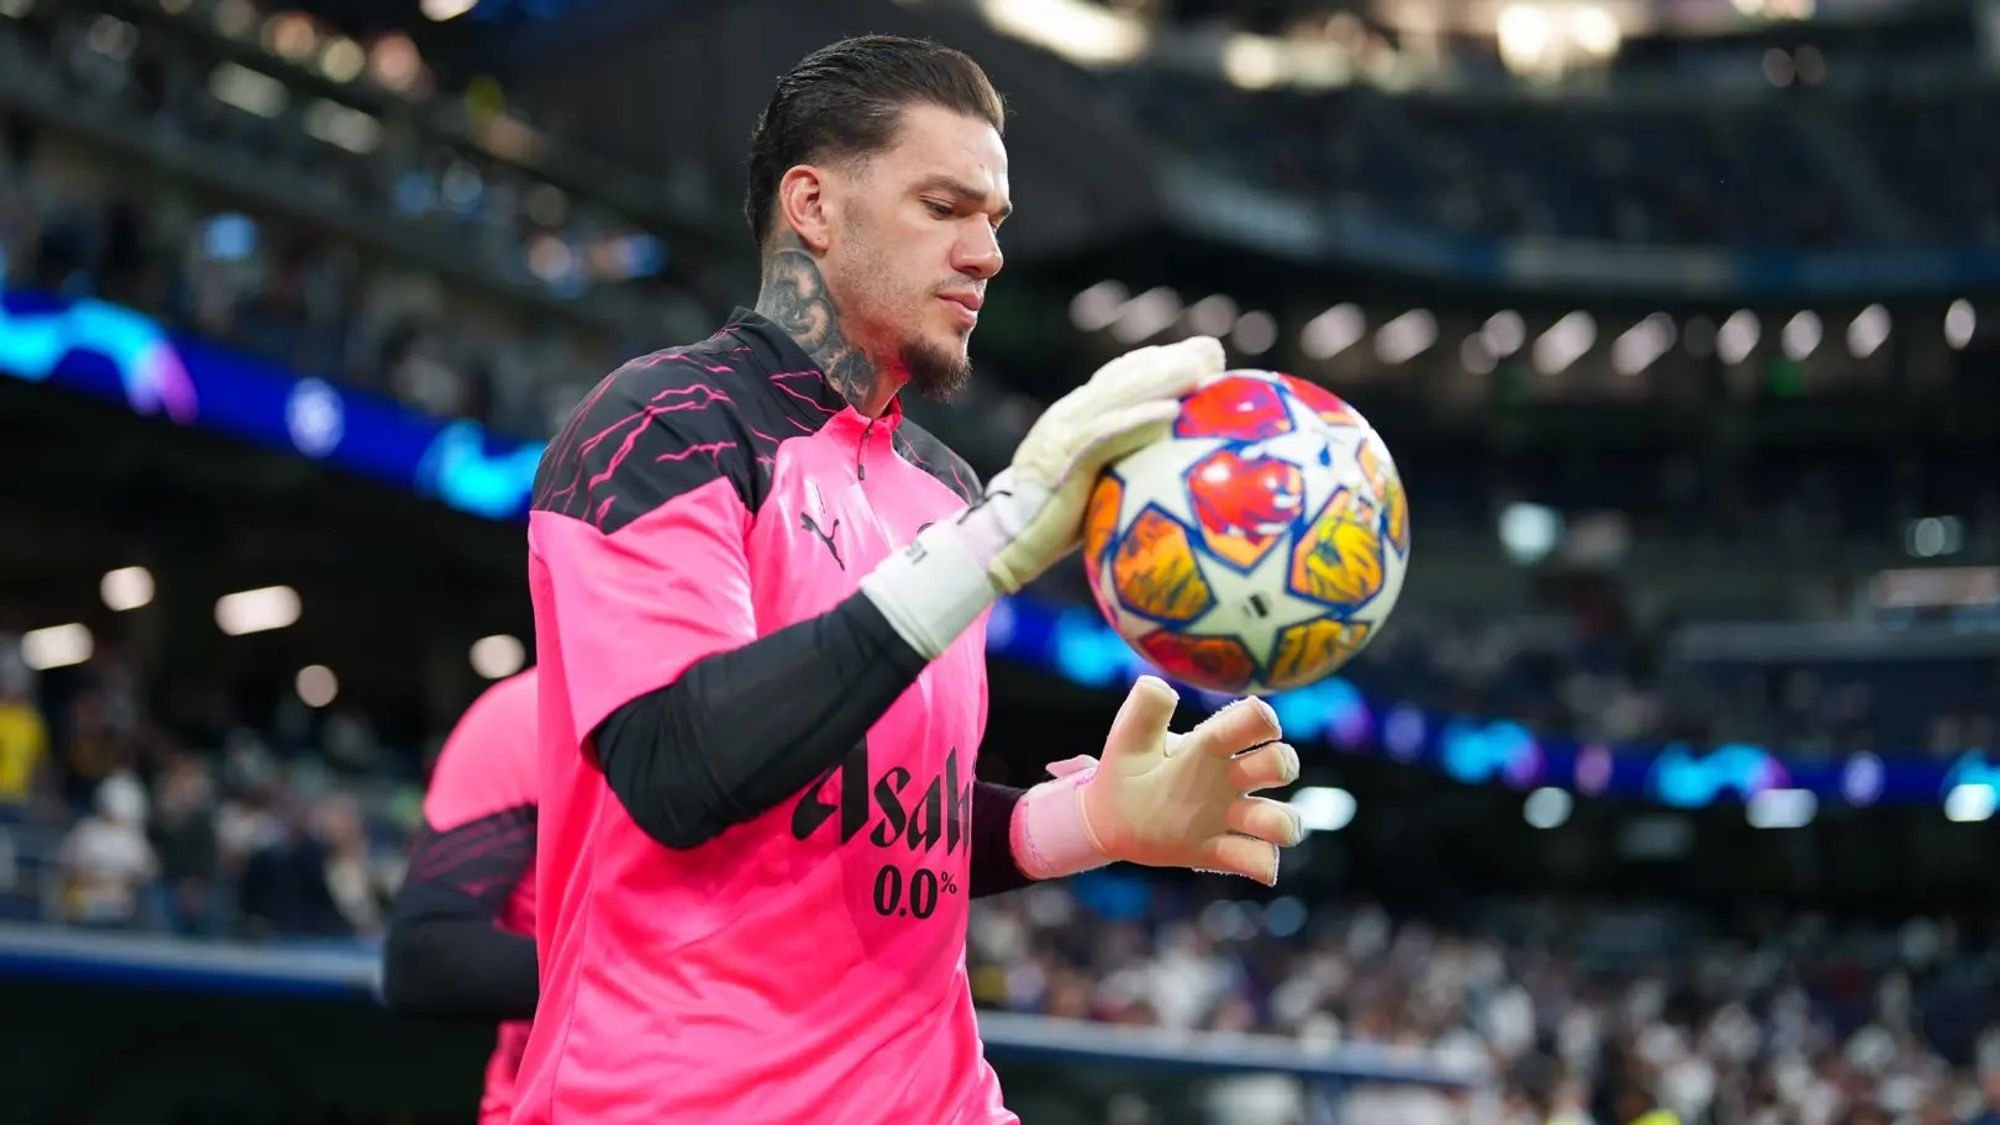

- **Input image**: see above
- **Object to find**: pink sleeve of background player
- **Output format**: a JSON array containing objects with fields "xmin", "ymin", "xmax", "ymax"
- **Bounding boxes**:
[
  {"xmin": 526, "ymin": 475, "xmax": 759, "ymax": 754},
  {"xmin": 424, "ymin": 668, "xmax": 543, "ymax": 831}
]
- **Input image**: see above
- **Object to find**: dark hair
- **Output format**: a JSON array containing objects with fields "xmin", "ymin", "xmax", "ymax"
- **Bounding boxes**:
[{"xmin": 744, "ymin": 35, "xmax": 1004, "ymax": 251}]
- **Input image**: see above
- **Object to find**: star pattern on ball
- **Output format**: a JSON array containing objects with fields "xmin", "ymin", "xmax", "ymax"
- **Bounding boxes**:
[
  {"xmin": 1106, "ymin": 436, "xmax": 1221, "ymax": 531},
  {"xmin": 1175, "ymin": 533, "xmax": 1333, "ymax": 676}
]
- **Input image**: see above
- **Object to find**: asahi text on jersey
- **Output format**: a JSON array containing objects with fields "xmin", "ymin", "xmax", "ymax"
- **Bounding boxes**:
[{"xmin": 791, "ymin": 743, "xmax": 972, "ymax": 855}]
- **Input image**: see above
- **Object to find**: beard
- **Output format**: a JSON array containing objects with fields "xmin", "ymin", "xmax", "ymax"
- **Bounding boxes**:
[{"xmin": 901, "ymin": 335, "xmax": 973, "ymax": 402}]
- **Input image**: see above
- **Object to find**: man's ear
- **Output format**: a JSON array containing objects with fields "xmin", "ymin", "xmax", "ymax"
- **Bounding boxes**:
[{"xmin": 775, "ymin": 165, "xmax": 833, "ymax": 253}]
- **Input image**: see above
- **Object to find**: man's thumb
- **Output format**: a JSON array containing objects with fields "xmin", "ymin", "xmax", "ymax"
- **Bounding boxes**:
[{"xmin": 1103, "ymin": 675, "xmax": 1179, "ymax": 763}]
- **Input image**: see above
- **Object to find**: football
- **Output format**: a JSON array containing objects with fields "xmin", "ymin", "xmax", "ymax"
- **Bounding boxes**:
[{"xmin": 1081, "ymin": 370, "xmax": 1410, "ymax": 696}]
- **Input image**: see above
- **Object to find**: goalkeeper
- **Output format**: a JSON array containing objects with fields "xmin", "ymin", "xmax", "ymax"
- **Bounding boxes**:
[{"xmin": 514, "ymin": 35, "xmax": 1304, "ymax": 1125}]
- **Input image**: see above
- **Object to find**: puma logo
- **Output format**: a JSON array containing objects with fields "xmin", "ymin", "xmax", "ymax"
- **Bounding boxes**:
[{"xmin": 801, "ymin": 511, "xmax": 844, "ymax": 569}]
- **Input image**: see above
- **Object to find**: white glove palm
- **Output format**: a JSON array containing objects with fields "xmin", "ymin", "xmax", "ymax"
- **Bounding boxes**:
[
  {"xmin": 1012, "ymin": 676, "xmax": 1305, "ymax": 886},
  {"xmin": 965, "ymin": 335, "xmax": 1225, "ymax": 592}
]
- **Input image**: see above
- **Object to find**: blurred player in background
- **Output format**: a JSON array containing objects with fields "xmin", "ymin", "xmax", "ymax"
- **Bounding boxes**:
[
  {"xmin": 380, "ymin": 667, "xmax": 540, "ymax": 1125},
  {"xmin": 517, "ymin": 35, "xmax": 1306, "ymax": 1124}
]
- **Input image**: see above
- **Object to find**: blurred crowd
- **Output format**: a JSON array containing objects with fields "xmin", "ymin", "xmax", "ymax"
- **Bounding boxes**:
[
  {"xmin": 969, "ymin": 875, "xmax": 2000, "ymax": 1125},
  {"xmin": 0, "ymin": 0, "xmax": 693, "ymax": 442},
  {"xmin": 1351, "ymin": 607, "xmax": 2000, "ymax": 761},
  {"xmin": 0, "ymin": 636, "xmax": 420, "ymax": 942},
  {"xmin": 1415, "ymin": 446, "xmax": 2000, "ymax": 556},
  {"xmin": 0, "ymin": 0, "xmax": 709, "ymax": 307}
]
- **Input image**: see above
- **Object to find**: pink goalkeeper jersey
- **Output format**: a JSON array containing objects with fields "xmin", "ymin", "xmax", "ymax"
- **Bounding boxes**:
[
  {"xmin": 421, "ymin": 668, "xmax": 541, "ymax": 1125},
  {"xmin": 514, "ymin": 309, "xmax": 1008, "ymax": 1125}
]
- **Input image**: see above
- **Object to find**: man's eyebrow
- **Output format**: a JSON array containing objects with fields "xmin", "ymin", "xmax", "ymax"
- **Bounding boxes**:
[{"xmin": 915, "ymin": 174, "xmax": 1013, "ymax": 221}]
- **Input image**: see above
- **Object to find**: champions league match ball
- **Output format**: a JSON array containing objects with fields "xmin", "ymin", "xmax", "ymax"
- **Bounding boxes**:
[{"xmin": 1081, "ymin": 370, "xmax": 1410, "ymax": 697}]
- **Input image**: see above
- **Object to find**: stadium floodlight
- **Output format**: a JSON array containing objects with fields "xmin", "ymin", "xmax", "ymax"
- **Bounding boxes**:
[
  {"xmin": 1499, "ymin": 502, "xmax": 1563, "ymax": 565},
  {"xmin": 1186, "ymin": 295, "xmax": 1240, "ymax": 339},
  {"xmin": 304, "ymin": 100, "xmax": 383, "ymax": 155},
  {"xmin": 1847, "ymin": 305, "xmax": 1890, "ymax": 359},
  {"xmin": 978, "ymin": 0, "xmax": 1149, "ymax": 67},
  {"xmin": 1232, "ymin": 311, "xmax": 1278, "ymax": 356},
  {"xmin": 101, "ymin": 566, "xmax": 155, "ymax": 612},
  {"xmin": 262, "ymin": 11, "xmax": 317, "ymax": 58},
  {"xmin": 1110, "ymin": 287, "xmax": 1181, "ymax": 344},
  {"xmin": 1945, "ymin": 783, "xmax": 1996, "ymax": 823},
  {"xmin": 1300, "ymin": 304, "xmax": 1364, "ymax": 360},
  {"xmin": 21, "ymin": 624, "xmax": 91, "ymax": 671},
  {"xmin": 421, "ymin": 0, "xmax": 478, "ymax": 20},
  {"xmin": 471, "ymin": 634, "xmax": 527, "ymax": 680},
  {"xmin": 295, "ymin": 665, "xmax": 339, "ymax": 708},
  {"xmin": 216, "ymin": 585, "xmax": 301, "ymax": 636},
  {"xmin": 1568, "ymin": 6, "xmax": 1622, "ymax": 57},
  {"xmin": 318, "ymin": 36, "xmax": 366, "ymax": 83},
  {"xmin": 1946, "ymin": 300, "xmax": 1976, "ymax": 350},
  {"xmin": 1221, "ymin": 34, "xmax": 1284, "ymax": 89},
  {"xmin": 1524, "ymin": 787, "xmax": 1573, "ymax": 829},
  {"xmin": 368, "ymin": 33, "xmax": 424, "ymax": 93},
  {"xmin": 1289, "ymin": 786, "xmax": 1356, "ymax": 833},
  {"xmin": 1781, "ymin": 311, "xmax": 1822, "ymax": 361},
  {"xmin": 1068, "ymin": 281, "xmax": 1128, "ymax": 332},
  {"xmin": 1373, "ymin": 310, "xmax": 1437, "ymax": 365},
  {"xmin": 1610, "ymin": 313, "xmax": 1675, "ymax": 376},
  {"xmin": 1497, "ymin": 5, "xmax": 1552, "ymax": 73},
  {"xmin": 208, "ymin": 63, "xmax": 288, "ymax": 118},
  {"xmin": 1717, "ymin": 310, "xmax": 1760, "ymax": 365},
  {"xmin": 1532, "ymin": 312, "xmax": 1595, "ymax": 376},
  {"xmin": 1747, "ymin": 788, "xmax": 1816, "ymax": 829},
  {"xmin": 1482, "ymin": 311, "xmax": 1525, "ymax": 357}
]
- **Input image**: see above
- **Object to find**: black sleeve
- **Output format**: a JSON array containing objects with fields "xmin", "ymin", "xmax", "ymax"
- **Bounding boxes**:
[
  {"xmin": 968, "ymin": 781, "xmax": 1035, "ymax": 898},
  {"xmin": 594, "ymin": 589, "xmax": 928, "ymax": 851},
  {"xmin": 381, "ymin": 806, "xmax": 539, "ymax": 1022}
]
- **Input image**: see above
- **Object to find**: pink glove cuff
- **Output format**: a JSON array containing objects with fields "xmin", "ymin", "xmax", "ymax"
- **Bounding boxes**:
[{"xmin": 1010, "ymin": 765, "xmax": 1111, "ymax": 880}]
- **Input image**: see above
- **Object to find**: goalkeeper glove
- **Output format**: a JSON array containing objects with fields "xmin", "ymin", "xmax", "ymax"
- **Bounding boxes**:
[
  {"xmin": 864, "ymin": 336, "xmax": 1225, "ymax": 658},
  {"xmin": 1011, "ymin": 675, "xmax": 1305, "ymax": 886}
]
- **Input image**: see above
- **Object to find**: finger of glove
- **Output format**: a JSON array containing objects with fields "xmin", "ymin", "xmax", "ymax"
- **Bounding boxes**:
[
  {"xmin": 1227, "ymin": 796, "xmax": 1304, "ymax": 848},
  {"xmin": 1088, "ymin": 335, "xmax": 1223, "ymax": 388},
  {"xmin": 1044, "ymin": 754, "xmax": 1098, "ymax": 779},
  {"xmin": 1227, "ymin": 741, "xmax": 1300, "ymax": 793},
  {"xmin": 1195, "ymin": 833, "xmax": 1281, "ymax": 887},
  {"xmin": 1101, "ymin": 675, "xmax": 1179, "ymax": 766},
  {"xmin": 1089, "ymin": 337, "xmax": 1224, "ymax": 409},
  {"xmin": 1016, "ymin": 398, "xmax": 1174, "ymax": 497},
  {"xmin": 1070, "ymin": 402, "xmax": 1178, "ymax": 476},
  {"xmin": 1190, "ymin": 696, "xmax": 1284, "ymax": 759}
]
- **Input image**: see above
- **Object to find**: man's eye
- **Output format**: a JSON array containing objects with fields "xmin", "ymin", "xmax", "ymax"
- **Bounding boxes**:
[{"xmin": 925, "ymin": 201, "xmax": 953, "ymax": 218}]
